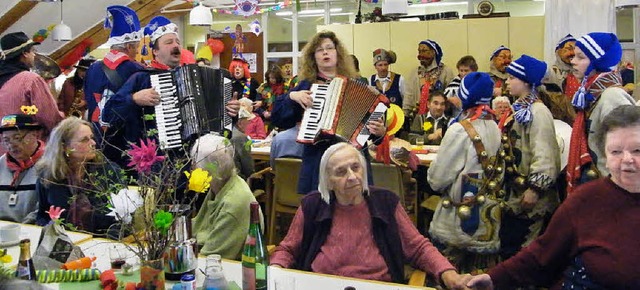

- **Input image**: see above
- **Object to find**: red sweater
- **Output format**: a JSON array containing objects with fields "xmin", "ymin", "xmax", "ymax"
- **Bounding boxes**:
[{"xmin": 489, "ymin": 177, "xmax": 640, "ymax": 289}]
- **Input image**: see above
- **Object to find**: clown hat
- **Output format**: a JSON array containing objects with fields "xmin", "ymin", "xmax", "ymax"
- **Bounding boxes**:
[
  {"xmin": 373, "ymin": 48, "xmax": 397, "ymax": 65},
  {"xmin": 555, "ymin": 34, "xmax": 576, "ymax": 51},
  {"xmin": 385, "ymin": 104, "xmax": 405, "ymax": 136},
  {"xmin": 104, "ymin": 5, "xmax": 143, "ymax": 46},
  {"xmin": 419, "ymin": 39, "xmax": 443, "ymax": 65},
  {"xmin": 490, "ymin": 45, "xmax": 510, "ymax": 61}
]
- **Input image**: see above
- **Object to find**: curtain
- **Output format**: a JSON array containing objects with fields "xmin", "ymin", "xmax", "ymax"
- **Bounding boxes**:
[{"xmin": 544, "ymin": 0, "xmax": 616, "ymax": 64}]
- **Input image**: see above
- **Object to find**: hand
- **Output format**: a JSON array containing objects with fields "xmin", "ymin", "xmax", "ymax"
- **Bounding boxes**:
[
  {"xmin": 466, "ymin": 273, "xmax": 494, "ymax": 290},
  {"xmin": 367, "ymin": 118, "xmax": 386, "ymax": 137},
  {"xmin": 290, "ymin": 90, "xmax": 313, "ymax": 109},
  {"xmin": 132, "ymin": 88, "xmax": 160, "ymax": 107},
  {"xmin": 441, "ymin": 270, "xmax": 473, "ymax": 290},
  {"xmin": 493, "ymin": 87, "xmax": 502, "ymax": 97},
  {"xmin": 262, "ymin": 111, "xmax": 271, "ymax": 119},
  {"xmin": 521, "ymin": 188, "xmax": 539, "ymax": 211},
  {"xmin": 253, "ymin": 100, "xmax": 263, "ymax": 110},
  {"xmin": 226, "ymin": 99, "xmax": 240, "ymax": 117},
  {"xmin": 427, "ymin": 128, "xmax": 443, "ymax": 142}
]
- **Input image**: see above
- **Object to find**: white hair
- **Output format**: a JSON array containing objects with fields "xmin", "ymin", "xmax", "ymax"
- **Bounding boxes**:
[
  {"xmin": 190, "ymin": 134, "xmax": 236, "ymax": 183},
  {"xmin": 318, "ymin": 142, "xmax": 369, "ymax": 204},
  {"xmin": 492, "ymin": 96, "xmax": 511, "ymax": 110}
]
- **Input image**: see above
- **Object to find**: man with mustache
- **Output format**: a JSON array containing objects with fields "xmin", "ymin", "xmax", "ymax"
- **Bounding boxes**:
[
  {"xmin": 403, "ymin": 40, "xmax": 456, "ymax": 118},
  {"xmin": 545, "ymin": 34, "xmax": 581, "ymax": 98},
  {"xmin": 488, "ymin": 45, "xmax": 512, "ymax": 99},
  {"xmin": 102, "ymin": 16, "xmax": 239, "ymax": 169}
]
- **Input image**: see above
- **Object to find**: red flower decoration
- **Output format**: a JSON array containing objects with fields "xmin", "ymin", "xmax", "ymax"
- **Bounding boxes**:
[{"xmin": 127, "ymin": 138, "xmax": 165, "ymax": 173}]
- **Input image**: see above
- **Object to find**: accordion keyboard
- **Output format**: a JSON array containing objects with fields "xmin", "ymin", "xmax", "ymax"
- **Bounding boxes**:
[
  {"xmin": 298, "ymin": 83, "xmax": 330, "ymax": 142},
  {"xmin": 150, "ymin": 72, "xmax": 182, "ymax": 149}
]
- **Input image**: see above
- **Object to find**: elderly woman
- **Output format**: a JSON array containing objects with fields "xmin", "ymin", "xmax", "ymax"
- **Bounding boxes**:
[
  {"xmin": 491, "ymin": 96, "xmax": 511, "ymax": 122},
  {"xmin": 467, "ymin": 105, "xmax": 640, "ymax": 289},
  {"xmin": 190, "ymin": 134, "xmax": 260, "ymax": 260},
  {"xmin": 35, "ymin": 117, "xmax": 123, "ymax": 236},
  {"xmin": 271, "ymin": 142, "xmax": 471, "ymax": 289},
  {"xmin": 566, "ymin": 32, "xmax": 636, "ymax": 193},
  {"xmin": 271, "ymin": 30, "xmax": 386, "ymax": 194}
]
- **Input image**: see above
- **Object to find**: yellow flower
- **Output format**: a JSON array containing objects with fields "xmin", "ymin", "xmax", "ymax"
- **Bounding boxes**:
[
  {"xmin": 184, "ymin": 168, "xmax": 212, "ymax": 193},
  {"xmin": 20, "ymin": 105, "xmax": 38, "ymax": 115},
  {"xmin": 423, "ymin": 121, "xmax": 433, "ymax": 132},
  {"xmin": 0, "ymin": 253, "xmax": 12, "ymax": 264}
]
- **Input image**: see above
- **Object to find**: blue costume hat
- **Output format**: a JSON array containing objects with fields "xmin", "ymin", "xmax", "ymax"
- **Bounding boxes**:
[
  {"xmin": 459, "ymin": 72, "xmax": 494, "ymax": 110},
  {"xmin": 419, "ymin": 39, "xmax": 443, "ymax": 65},
  {"xmin": 104, "ymin": 5, "xmax": 142, "ymax": 46},
  {"xmin": 490, "ymin": 45, "xmax": 510, "ymax": 61},
  {"xmin": 575, "ymin": 32, "xmax": 622, "ymax": 75},
  {"xmin": 506, "ymin": 54, "xmax": 547, "ymax": 87},
  {"xmin": 144, "ymin": 16, "xmax": 179, "ymax": 46},
  {"xmin": 555, "ymin": 34, "xmax": 576, "ymax": 51}
]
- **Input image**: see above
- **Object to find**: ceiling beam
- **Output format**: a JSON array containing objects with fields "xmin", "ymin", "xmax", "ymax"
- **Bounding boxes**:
[
  {"xmin": 0, "ymin": 1, "xmax": 38, "ymax": 35},
  {"xmin": 50, "ymin": 0, "xmax": 176, "ymax": 63}
]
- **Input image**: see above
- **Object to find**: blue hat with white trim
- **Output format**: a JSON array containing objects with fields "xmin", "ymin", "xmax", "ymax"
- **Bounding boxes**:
[
  {"xmin": 490, "ymin": 45, "xmax": 510, "ymax": 61},
  {"xmin": 506, "ymin": 54, "xmax": 547, "ymax": 87},
  {"xmin": 104, "ymin": 5, "xmax": 142, "ymax": 46},
  {"xmin": 459, "ymin": 72, "xmax": 494, "ymax": 110},
  {"xmin": 555, "ymin": 34, "xmax": 576, "ymax": 51},
  {"xmin": 419, "ymin": 39, "xmax": 443, "ymax": 65},
  {"xmin": 575, "ymin": 32, "xmax": 622, "ymax": 75}
]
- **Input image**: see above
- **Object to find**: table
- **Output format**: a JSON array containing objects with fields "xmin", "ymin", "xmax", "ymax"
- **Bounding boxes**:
[
  {"xmin": 414, "ymin": 145, "xmax": 439, "ymax": 166},
  {"xmin": 0, "ymin": 220, "xmax": 92, "ymax": 266},
  {"xmin": 251, "ymin": 141, "xmax": 271, "ymax": 162},
  {"xmin": 45, "ymin": 237, "xmax": 434, "ymax": 290}
]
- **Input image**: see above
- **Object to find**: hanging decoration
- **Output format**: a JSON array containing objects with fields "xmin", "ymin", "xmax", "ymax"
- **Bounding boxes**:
[
  {"xmin": 207, "ymin": 38, "xmax": 225, "ymax": 55},
  {"xmin": 180, "ymin": 48, "xmax": 196, "ymax": 65},
  {"xmin": 248, "ymin": 20, "xmax": 262, "ymax": 36},
  {"xmin": 32, "ymin": 24, "xmax": 56, "ymax": 43},
  {"xmin": 185, "ymin": 0, "xmax": 289, "ymax": 17},
  {"xmin": 58, "ymin": 38, "xmax": 93, "ymax": 74}
]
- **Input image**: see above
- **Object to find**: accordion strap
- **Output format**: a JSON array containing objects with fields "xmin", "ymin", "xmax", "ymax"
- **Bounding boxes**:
[{"xmin": 460, "ymin": 119, "xmax": 489, "ymax": 168}]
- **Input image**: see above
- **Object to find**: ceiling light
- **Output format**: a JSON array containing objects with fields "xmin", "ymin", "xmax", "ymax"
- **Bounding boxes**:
[
  {"xmin": 189, "ymin": 2, "xmax": 213, "ymax": 26},
  {"xmin": 383, "ymin": 0, "xmax": 408, "ymax": 16},
  {"xmin": 276, "ymin": 8, "xmax": 341, "ymax": 16},
  {"xmin": 51, "ymin": 0, "xmax": 71, "ymax": 41}
]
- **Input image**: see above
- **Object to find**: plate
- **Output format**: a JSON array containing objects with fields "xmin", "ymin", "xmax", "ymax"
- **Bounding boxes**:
[{"xmin": 0, "ymin": 239, "xmax": 20, "ymax": 247}]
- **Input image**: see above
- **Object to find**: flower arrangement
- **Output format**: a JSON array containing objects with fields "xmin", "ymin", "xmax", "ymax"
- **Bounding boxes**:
[{"xmin": 0, "ymin": 249, "xmax": 13, "ymax": 278}]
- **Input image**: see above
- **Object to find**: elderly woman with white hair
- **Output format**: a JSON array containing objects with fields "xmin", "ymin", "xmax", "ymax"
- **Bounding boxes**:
[
  {"xmin": 270, "ymin": 142, "xmax": 471, "ymax": 289},
  {"xmin": 190, "ymin": 134, "xmax": 260, "ymax": 260},
  {"xmin": 492, "ymin": 96, "xmax": 512, "ymax": 122}
]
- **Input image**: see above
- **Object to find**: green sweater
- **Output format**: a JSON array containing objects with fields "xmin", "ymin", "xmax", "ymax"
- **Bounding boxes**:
[{"xmin": 192, "ymin": 174, "xmax": 258, "ymax": 260}]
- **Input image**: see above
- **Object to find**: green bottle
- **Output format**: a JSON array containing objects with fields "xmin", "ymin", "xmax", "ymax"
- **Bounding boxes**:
[{"xmin": 242, "ymin": 202, "xmax": 267, "ymax": 290}]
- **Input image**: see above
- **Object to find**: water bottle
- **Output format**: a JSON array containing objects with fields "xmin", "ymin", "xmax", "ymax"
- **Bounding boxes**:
[{"xmin": 203, "ymin": 254, "xmax": 228, "ymax": 290}]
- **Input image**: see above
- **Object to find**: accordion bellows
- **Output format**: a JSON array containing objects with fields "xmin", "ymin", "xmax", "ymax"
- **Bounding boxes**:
[{"xmin": 298, "ymin": 77, "xmax": 389, "ymax": 148}]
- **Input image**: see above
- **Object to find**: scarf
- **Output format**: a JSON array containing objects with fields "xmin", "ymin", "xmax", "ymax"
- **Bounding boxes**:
[
  {"xmin": 5, "ymin": 140, "xmax": 45, "ymax": 187},
  {"xmin": 564, "ymin": 73, "xmax": 581, "ymax": 100},
  {"xmin": 417, "ymin": 64, "xmax": 443, "ymax": 115},
  {"xmin": 149, "ymin": 59, "xmax": 171, "ymax": 70},
  {"xmin": 452, "ymin": 104, "xmax": 495, "ymax": 125},
  {"xmin": 103, "ymin": 50, "xmax": 132, "ymax": 70},
  {"xmin": 566, "ymin": 71, "xmax": 623, "ymax": 193},
  {"xmin": 512, "ymin": 92, "xmax": 539, "ymax": 125},
  {"xmin": 0, "ymin": 60, "xmax": 29, "ymax": 89}
]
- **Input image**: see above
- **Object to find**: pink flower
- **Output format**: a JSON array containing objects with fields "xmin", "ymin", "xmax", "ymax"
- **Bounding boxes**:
[
  {"xmin": 127, "ymin": 138, "xmax": 165, "ymax": 173},
  {"xmin": 46, "ymin": 206, "xmax": 65, "ymax": 220}
]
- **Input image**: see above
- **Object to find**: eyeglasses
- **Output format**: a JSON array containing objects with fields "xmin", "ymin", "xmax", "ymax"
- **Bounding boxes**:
[
  {"xmin": 315, "ymin": 46, "xmax": 336, "ymax": 54},
  {"xmin": 0, "ymin": 134, "xmax": 26, "ymax": 145}
]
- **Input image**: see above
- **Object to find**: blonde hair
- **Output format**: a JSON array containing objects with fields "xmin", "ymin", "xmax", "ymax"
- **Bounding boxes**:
[
  {"xmin": 318, "ymin": 142, "xmax": 369, "ymax": 204},
  {"xmin": 36, "ymin": 117, "xmax": 98, "ymax": 185},
  {"xmin": 298, "ymin": 30, "xmax": 356, "ymax": 82}
]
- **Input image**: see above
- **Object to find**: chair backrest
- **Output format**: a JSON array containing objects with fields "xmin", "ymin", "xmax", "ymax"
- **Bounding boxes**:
[
  {"xmin": 370, "ymin": 162, "xmax": 405, "ymax": 207},
  {"xmin": 273, "ymin": 158, "xmax": 303, "ymax": 207}
]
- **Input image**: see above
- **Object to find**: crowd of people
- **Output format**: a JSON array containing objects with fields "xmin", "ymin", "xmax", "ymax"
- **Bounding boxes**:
[{"xmin": 0, "ymin": 3, "xmax": 638, "ymax": 289}]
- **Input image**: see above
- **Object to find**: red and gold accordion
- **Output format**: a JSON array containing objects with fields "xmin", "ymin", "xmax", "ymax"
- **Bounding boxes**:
[{"xmin": 297, "ymin": 77, "xmax": 389, "ymax": 148}]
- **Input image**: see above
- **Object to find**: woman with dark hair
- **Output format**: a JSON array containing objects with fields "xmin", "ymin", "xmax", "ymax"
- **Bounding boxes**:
[
  {"xmin": 467, "ymin": 104, "xmax": 640, "ymax": 289},
  {"xmin": 58, "ymin": 57, "xmax": 96, "ymax": 118},
  {"xmin": 35, "ymin": 117, "xmax": 124, "ymax": 237},
  {"xmin": 270, "ymin": 31, "xmax": 387, "ymax": 195},
  {"xmin": 256, "ymin": 65, "xmax": 287, "ymax": 119}
]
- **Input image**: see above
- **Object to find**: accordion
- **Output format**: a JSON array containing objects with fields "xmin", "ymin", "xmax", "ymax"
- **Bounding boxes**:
[
  {"xmin": 150, "ymin": 64, "xmax": 232, "ymax": 150},
  {"xmin": 297, "ymin": 77, "xmax": 389, "ymax": 148}
]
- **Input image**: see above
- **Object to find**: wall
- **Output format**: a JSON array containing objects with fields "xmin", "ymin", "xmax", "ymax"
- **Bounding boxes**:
[{"xmin": 319, "ymin": 16, "xmax": 545, "ymax": 82}]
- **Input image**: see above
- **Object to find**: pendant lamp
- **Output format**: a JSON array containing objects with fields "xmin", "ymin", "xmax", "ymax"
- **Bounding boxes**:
[
  {"xmin": 189, "ymin": 2, "xmax": 213, "ymax": 26},
  {"xmin": 51, "ymin": 0, "xmax": 72, "ymax": 41}
]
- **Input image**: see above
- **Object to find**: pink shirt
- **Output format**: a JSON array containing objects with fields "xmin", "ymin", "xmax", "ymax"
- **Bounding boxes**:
[
  {"xmin": 271, "ymin": 201, "xmax": 455, "ymax": 282},
  {"xmin": 0, "ymin": 71, "xmax": 63, "ymax": 154},
  {"xmin": 245, "ymin": 114, "xmax": 267, "ymax": 139}
]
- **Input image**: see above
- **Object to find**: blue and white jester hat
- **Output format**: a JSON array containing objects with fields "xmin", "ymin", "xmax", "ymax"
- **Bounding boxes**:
[
  {"xmin": 144, "ymin": 16, "xmax": 179, "ymax": 47},
  {"xmin": 104, "ymin": 5, "xmax": 142, "ymax": 46}
]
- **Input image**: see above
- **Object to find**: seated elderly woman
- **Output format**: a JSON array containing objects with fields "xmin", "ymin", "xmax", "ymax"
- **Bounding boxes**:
[
  {"xmin": 466, "ymin": 105, "xmax": 640, "ymax": 289},
  {"xmin": 491, "ymin": 96, "xmax": 512, "ymax": 122},
  {"xmin": 35, "ymin": 117, "xmax": 124, "ymax": 236},
  {"xmin": 190, "ymin": 134, "xmax": 261, "ymax": 260},
  {"xmin": 270, "ymin": 142, "xmax": 470, "ymax": 289}
]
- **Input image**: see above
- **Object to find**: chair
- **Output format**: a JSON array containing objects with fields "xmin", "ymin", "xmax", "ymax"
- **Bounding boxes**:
[
  {"xmin": 268, "ymin": 158, "xmax": 303, "ymax": 245},
  {"xmin": 246, "ymin": 166, "xmax": 274, "ymax": 229},
  {"xmin": 370, "ymin": 163, "xmax": 418, "ymax": 224}
]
